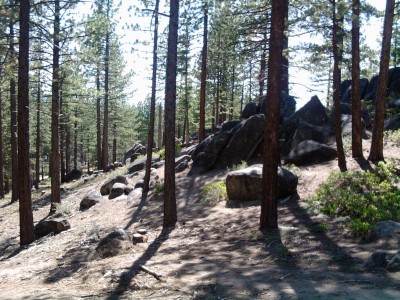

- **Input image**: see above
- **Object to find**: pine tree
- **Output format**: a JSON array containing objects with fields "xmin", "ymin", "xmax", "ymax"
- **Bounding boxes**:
[
  {"xmin": 260, "ymin": 0, "xmax": 284, "ymax": 231},
  {"xmin": 369, "ymin": 0, "xmax": 395, "ymax": 161},
  {"xmin": 164, "ymin": 0, "xmax": 179, "ymax": 229}
]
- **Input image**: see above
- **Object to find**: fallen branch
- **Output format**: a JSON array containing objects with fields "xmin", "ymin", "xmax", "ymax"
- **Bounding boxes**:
[{"xmin": 139, "ymin": 265, "xmax": 163, "ymax": 281}]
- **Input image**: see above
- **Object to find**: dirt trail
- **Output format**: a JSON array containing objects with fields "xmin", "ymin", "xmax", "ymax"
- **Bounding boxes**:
[{"xmin": 0, "ymin": 141, "xmax": 399, "ymax": 299}]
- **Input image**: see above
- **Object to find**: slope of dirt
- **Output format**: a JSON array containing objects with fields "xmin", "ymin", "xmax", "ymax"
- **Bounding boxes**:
[{"xmin": 0, "ymin": 140, "xmax": 399, "ymax": 300}]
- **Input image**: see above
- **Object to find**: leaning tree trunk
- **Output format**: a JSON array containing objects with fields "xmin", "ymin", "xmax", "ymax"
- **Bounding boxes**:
[
  {"xmin": 369, "ymin": 0, "xmax": 395, "ymax": 161},
  {"xmin": 260, "ymin": 0, "xmax": 285, "ymax": 231},
  {"xmin": 351, "ymin": 0, "xmax": 363, "ymax": 159},
  {"xmin": 163, "ymin": 0, "xmax": 179, "ymax": 228},
  {"xmin": 18, "ymin": 0, "xmax": 34, "ymax": 245}
]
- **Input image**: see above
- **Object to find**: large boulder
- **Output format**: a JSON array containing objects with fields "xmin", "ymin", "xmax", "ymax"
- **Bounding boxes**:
[
  {"xmin": 34, "ymin": 219, "xmax": 71, "ymax": 240},
  {"xmin": 374, "ymin": 220, "xmax": 400, "ymax": 238},
  {"xmin": 96, "ymin": 229, "xmax": 131, "ymax": 259},
  {"xmin": 284, "ymin": 140, "xmax": 337, "ymax": 166},
  {"xmin": 121, "ymin": 144, "xmax": 146, "ymax": 164},
  {"xmin": 241, "ymin": 102, "xmax": 258, "ymax": 119},
  {"xmin": 226, "ymin": 165, "xmax": 298, "ymax": 201},
  {"xmin": 100, "ymin": 175, "xmax": 128, "ymax": 196},
  {"xmin": 80, "ymin": 189, "xmax": 102, "ymax": 210},
  {"xmin": 218, "ymin": 114, "xmax": 265, "ymax": 168},
  {"xmin": 340, "ymin": 78, "xmax": 369, "ymax": 103},
  {"xmin": 64, "ymin": 169, "xmax": 82, "ymax": 183},
  {"xmin": 289, "ymin": 120, "xmax": 331, "ymax": 152},
  {"xmin": 288, "ymin": 95, "xmax": 332, "ymax": 127},
  {"xmin": 109, "ymin": 183, "xmax": 127, "ymax": 200},
  {"xmin": 190, "ymin": 152, "xmax": 218, "ymax": 174},
  {"xmin": 258, "ymin": 91, "xmax": 296, "ymax": 120},
  {"xmin": 127, "ymin": 154, "xmax": 160, "ymax": 174}
]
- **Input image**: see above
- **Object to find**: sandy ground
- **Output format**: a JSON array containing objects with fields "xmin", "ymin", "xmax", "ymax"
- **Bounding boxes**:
[{"xmin": 0, "ymin": 139, "xmax": 399, "ymax": 300}]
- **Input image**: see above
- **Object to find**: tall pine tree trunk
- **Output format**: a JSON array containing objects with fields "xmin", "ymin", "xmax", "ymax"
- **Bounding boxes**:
[
  {"xmin": 158, "ymin": 103, "xmax": 163, "ymax": 149},
  {"xmin": 199, "ymin": 2, "xmax": 208, "ymax": 142},
  {"xmin": 369, "ymin": 0, "xmax": 395, "ymax": 161},
  {"xmin": 102, "ymin": 32, "xmax": 110, "ymax": 170},
  {"xmin": 260, "ymin": 0, "xmax": 284, "ymax": 231},
  {"xmin": 332, "ymin": 0, "xmax": 347, "ymax": 171},
  {"xmin": 0, "ymin": 79, "xmax": 4, "ymax": 198},
  {"xmin": 143, "ymin": 0, "xmax": 160, "ymax": 193},
  {"xmin": 18, "ymin": 0, "xmax": 34, "ymax": 245},
  {"xmin": 74, "ymin": 107, "xmax": 78, "ymax": 170},
  {"xmin": 10, "ymin": 20, "xmax": 19, "ymax": 203},
  {"xmin": 164, "ymin": 0, "xmax": 179, "ymax": 228},
  {"xmin": 281, "ymin": 0, "xmax": 289, "ymax": 94},
  {"xmin": 50, "ymin": 0, "xmax": 61, "ymax": 214},
  {"xmin": 351, "ymin": 0, "xmax": 363, "ymax": 158},
  {"xmin": 60, "ymin": 93, "xmax": 66, "ymax": 183},
  {"xmin": 35, "ymin": 78, "xmax": 41, "ymax": 189},
  {"xmin": 96, "ymin": 67, "xmax": 102, "ymax": 170},
  {"xmin": 112, "ymin": 123, "xmax": 117, "ymax": 163}
]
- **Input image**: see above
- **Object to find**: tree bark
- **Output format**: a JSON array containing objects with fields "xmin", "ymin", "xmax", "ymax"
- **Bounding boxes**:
[
  {"xmin": 143, "ymin": 0, "xmax": 160, "ymax": 194},
  {"xmin": 50, "ymin": 0, "xmax": 61, "ymax": 214},
  {"xmin": 351, "ymin": 0, "xmax": 363, "ymax": 159},
  {"xmin": 18, "ymin": 0, "xmax": 34, "ymax": 245},
  {"xmin": 281, "ymin": 0, "xmax": 289, "ymax": 94},
  {"xmin": 74, "ymin": 107, "xmax": 78, "ymax": 170},
  {"xmin": 158, "ymin": 103, "xmax": 163, "ymax": 149},
  {"xmin": 199, "ymin": 2, "xmax": 208, "ymax": 142},
  {"xmin": 332, "ymin": 0, "xmax": 347, "ymax": 171},
  {"xmin": 96, "ymin": 67, "xmax": 102, "ymax": 170},
  {"xmin": 260, "ymin": 0, "xmax": 285, "ymax": 231},
  {"xmin": 369, "ymin": 0, "xmax": 395, "ymax": 161},
  {"xmin": 10, "ymin": 20, "xmax": 19, "ymax": 203},
  {"xmin": 35, "ymin": 77, "xmax": 41, "ymax": 189},
  {"xmin": 102, "ymin": 27, "xmax": 110, "ymax": 170},
  {"xmin": 163, "ymin": 0, "xmax": 179, "ymax": 228},
  {"xmin": 0, "ymin": 78, "xmax": 4, "ymax": 198}
]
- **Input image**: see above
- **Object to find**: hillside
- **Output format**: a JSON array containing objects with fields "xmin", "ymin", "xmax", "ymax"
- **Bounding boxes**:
[{"xmin": 0, "ymin": 139, "xmax": 399, "ymax": 300}]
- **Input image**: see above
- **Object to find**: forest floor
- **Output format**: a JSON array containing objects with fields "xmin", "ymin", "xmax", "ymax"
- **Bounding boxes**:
[{"xmin": 0, "ymin": 139, "xmax": 400, "ymax": 300}]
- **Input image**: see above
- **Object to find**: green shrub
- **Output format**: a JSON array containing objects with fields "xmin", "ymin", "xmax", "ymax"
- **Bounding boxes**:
[
  {"xmin": 154, "ymin": 181, "xmax": 164, "ymax": 196},
  {"xmin": 201, "ymin": 180, "xmax": 227, "ymax": 205},
  {"xmin": 227, "ymin": 160, "xmax": 248, "ymax": 172},
  {"xmin": 308, "ymin": 160, "xmax": 400, "ymax": 238},
  {"xmin": 385, "ymin": 129, "xmax": 400, "ymax": 146},
  {"xmin": 154, "ymin": 148, "xmax": 165, "ymax": 160}
]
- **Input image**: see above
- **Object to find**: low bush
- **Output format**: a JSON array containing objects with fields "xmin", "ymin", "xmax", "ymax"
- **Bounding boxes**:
[
  {"xmin": 201, "ymin": 180, "xmax": 227, "ymax": 205},
  {"xmin": 308, "ymin": 160, "xmax": 400, "ymax": 238}
]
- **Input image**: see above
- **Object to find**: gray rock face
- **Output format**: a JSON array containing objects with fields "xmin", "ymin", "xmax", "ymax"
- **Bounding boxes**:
[
  {"xmin": 34, "ymin": 219, "xmax": 71, "ymax": 240},
  {"xmin": 219, "ymin": 114, "xmax": 265, "ymax": 168},
  {"xmin": 226, "ymin": 165, "xmax": 298, "ymax": 201},
  {"xmin": 241, "ymin": 102, "xmax": 258, "ymax": 119},
  {"xmin": 121, "ymin": 143, "xmax": 146, "ymax": 164},
  {"xmin": 374, "ymin": 220, "xmax": 400, "ymax": 238},
  {"xmin": 80, "ymin": 190, "xmax": 102, "ymax": 210},
  {"xmin": 100, "ymin": 175, "xmax": 128, "ymax": 196},
  {"xmin": 284, "ymin": 140, "xmax": 337, "ymax": 166},
  {"xmin": 287, "ymin": 96, "xmax": 332, "ymax": 127},
  {"xmin": 387, "ymin": 251, "xmax": 400, "ymax": 272},
  {"xmin": 128, "ymin": 188, "xmax": 143, "ymax": 202},
  {"xmin": 176, "ymin": 161, "xmax": 189, "ymax": 173},
  {"xmin": 175, "ymin": 155, "xmax": 191, "ymax": 166},
  {"xmin": 384, "ymin": 114, "xmax": 400, "ymax": 131},
  {"xmin": 290, "ymin": 120, "xmax": 331, "ymax": 152},
  {"xmin": 109, "ymin": 183, "xmax": 127, "ymax": 200},
  {"xmin": 127, "ymin": 155, "xmax": 160, "ymax": 174},
  {"xmin": 96, "ymin": 229, "xmax": 131, "ymax": 259},
  {"xmin": 191, "ymin": 152, "xmax": 218, "ymax": 174}
]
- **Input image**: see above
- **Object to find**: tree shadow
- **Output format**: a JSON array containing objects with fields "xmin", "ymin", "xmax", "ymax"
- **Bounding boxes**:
[
  {"xmin": 123, "ymin": 193, "xmax": 149, "ymax": 230},
  {"xmin": 355, "ymin": 157, "xmax": 374, "ymax": 171},
  {"xmin": 105, "ymin": 227, "xmax": 173, "ymax": 300}
]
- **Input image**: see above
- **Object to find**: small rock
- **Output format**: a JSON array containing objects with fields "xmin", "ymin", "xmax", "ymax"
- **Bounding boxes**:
[
  {"xmin": 100, "ymin": 175, "xmax": 128, "ymax": 196},
  {"xmin": 96, "ymin": 229, "xmax": 131, "ymax": 259},
  {"xmin": 132, "ymin": 233, "xmax": 148, "ymax": 244},
  {"xmin": 128, "ymin": 188, "xmax": 143, "ymax": 202},
  {"xmin": 125, "ymin": 185, "xmax": 134, "ymax": 194},
  {"xmin": 364, "ymin": 251, "xmax": 388, "ymax": 269},
  {"xmin": 137, "ymin": 228, "xmax": 147, "ymax": 235},
  {"xmin": 34, "ymin": 219, "xmax": 71, "ymax": 240},
  {"xmin": 135, "ymin": 180, "xmax": 145, "ymax": 189},
  {"xmin": 175, "ymin": 161, "xmax": 189, "ymax": 173}
]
